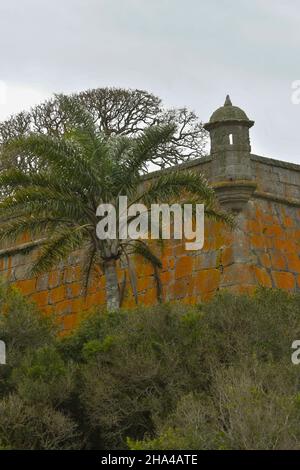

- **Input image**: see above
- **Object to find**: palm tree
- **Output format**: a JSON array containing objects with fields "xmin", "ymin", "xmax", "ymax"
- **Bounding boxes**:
[{"xmin": 0, "ymin": 102, "xmax": 232, "ymax": 310}]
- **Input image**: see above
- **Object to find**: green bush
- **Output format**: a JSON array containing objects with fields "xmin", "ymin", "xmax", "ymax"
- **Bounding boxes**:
[
  {"xmin": 0, "ymin": 282, "xmax": 81, "ymax": 449},
  {"xmin": 1, "ymin": 281, "xmax": 300, "ymax": 449}
]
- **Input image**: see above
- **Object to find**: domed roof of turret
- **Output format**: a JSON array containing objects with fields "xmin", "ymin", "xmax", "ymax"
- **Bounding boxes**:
[{"xmin": 204, "ymin": 95, "xmax": 254, "ymax": 130}]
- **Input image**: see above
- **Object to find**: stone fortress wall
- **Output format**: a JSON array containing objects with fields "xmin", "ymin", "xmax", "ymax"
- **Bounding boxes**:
[{"xmin": 0, "ymin": 96, "xmax": 299, "ymax": 330}]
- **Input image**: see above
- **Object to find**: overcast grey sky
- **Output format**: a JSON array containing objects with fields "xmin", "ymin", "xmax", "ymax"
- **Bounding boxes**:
[{"xmin": 0, "ymin": 0, "xmax": 299, "ymax": 162}]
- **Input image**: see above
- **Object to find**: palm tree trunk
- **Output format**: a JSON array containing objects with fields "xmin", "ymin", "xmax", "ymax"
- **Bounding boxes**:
[{"xmin": 104, "ymin": 259, "xmax": 120, "ymax": 310}]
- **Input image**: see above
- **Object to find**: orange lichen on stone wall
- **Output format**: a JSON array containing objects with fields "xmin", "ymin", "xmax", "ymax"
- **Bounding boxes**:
[
  {"xmin": 242, "ymin": 199, "xmax": 300, "ymax": 292},
  {"xmin": 0, "ymin": 195, "xmax": 299, "ymax": 331}
]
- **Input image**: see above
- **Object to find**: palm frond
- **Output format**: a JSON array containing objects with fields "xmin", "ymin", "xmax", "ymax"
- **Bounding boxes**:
[
  {"xmin": 0, "ymin": 215, "xmax": 73, "ymax": 246},
  {"xmin": 121, "ymin": 124, "xmax": 176, "ymax": 182},
  {"xmin": 109, "ymin": 135, "xmax": 131, "ymax": 163},
  {"xmin": 0, "ymin": 168, "xmax": 82, "ymax": 197},
  {"xmin": 126, "ymin": 239, "xmax": 162, "ymax": 269},
  {"xmin": 31, "ymin": 226, "xmax": 86, "ymax": 275},
  {"xmin": 119, "ymin": 271, "xmax": 127, "ymax": 308},
  {"xmin": 126, "ymin": 240, "xmax": 163, "ymax": 303},
  {"xmin": 133, "ymin": 170, "xmax": 215, "ymax": 219},
  {"xmin": 204, "ymin": 205, "xmax": 236, "ymax": 228},
  {"xmin": 3, "ymin": 134, "xmax": 100, "ymax": 194},
  {"xmin": 0, "ymin": 187, "xmax": 90, "ymax": 222},
  {"xmin": 81, "ymin": 242, "xmax": 103, "ymax": 297}
]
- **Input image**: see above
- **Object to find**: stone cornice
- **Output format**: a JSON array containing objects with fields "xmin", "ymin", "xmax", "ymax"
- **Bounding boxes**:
[
  {"xmin": 143, "ymin": 155, "xmax": 212, "ymax": 181},
  {"xmin": 253, "ymin": 190, "xmax": 300, "ymax": 207},
  {"xmin": 251, "ymin": 154, "xmax": 300, "ymax": 172}
]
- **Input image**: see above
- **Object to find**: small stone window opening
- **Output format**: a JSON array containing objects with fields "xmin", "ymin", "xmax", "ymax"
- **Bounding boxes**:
[{"xmin": 229, "ymin": 133, "xmax": 233, "ymax": 145}]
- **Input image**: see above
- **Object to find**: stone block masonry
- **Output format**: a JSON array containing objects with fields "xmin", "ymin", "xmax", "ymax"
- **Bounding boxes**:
[{"xmin": 0, "ymin": 96, "xmax": 299, "ymax": 331}]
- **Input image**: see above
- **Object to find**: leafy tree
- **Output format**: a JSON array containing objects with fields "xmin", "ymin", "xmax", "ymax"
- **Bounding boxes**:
[
  {"xmin": 0, "ymin": 88, "xmax": 208, "ymax": 171},
  {"xmin": 0, "ymin": 98, "xmax": 230, "ymax": 310}
]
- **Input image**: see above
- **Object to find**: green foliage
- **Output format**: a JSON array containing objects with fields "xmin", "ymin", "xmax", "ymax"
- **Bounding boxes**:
[
  {"xmin": 0, "ymin": 283, "xmax": 54, "ymax": 368},
  {"xmin": 0, "ymin": 395, "xmax": 81, "ymax": 450},
  {"xmin": 0, "ymin": 282, "xmax": 82, "ymax": 448},
  {"xmin": 12, "ymin": 346, "xmax": 74, "ymax": 406},
  {"xmin": 82, "ymin": 336, "xmax": 115, "ymax": 360},
  {"xmin": 1, "ymin": 283, "xmax": 300, "ymax": 449}
]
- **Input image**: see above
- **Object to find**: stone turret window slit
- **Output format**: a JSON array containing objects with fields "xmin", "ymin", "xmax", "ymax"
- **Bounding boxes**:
[{"xmin": 229, "ymin": 133, "xmax": 233, "ymax": 145}]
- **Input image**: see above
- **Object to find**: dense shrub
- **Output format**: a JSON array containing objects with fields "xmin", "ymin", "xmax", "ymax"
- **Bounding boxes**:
[
  {"xmin": 0, "ymin": 283, "xmax": 82, "ymax": 449},
  {"xmin": 1, "ymin": 281, "xmax": 300, "ymax": 449}
]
